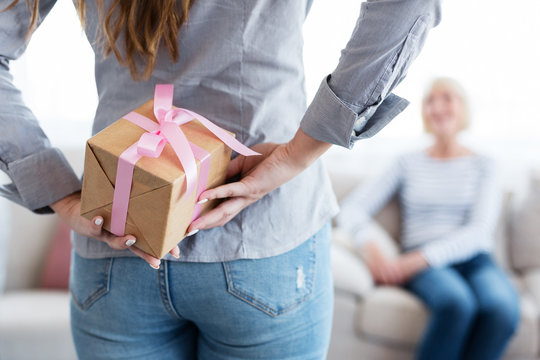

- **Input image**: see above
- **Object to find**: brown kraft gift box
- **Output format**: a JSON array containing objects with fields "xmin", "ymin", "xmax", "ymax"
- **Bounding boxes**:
[{"xmin": 79, "ymin": 99, "xmax": 232, "ymax": 259}]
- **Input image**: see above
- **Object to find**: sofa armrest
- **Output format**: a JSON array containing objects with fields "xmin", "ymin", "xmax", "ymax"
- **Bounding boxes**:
[
  {"xmin": 331, "ymin": 231, "xmax": 374, "ymax": 298},
  {"xmin": 523, "ymin": 268, "xmax": 540, "ymax": 308}
]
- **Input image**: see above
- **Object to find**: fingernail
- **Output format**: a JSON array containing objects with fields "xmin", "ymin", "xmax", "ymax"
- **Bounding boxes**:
[
  {"xmin": 125, "ymin": 238, "xmax": 136, "ymax": 247},
  {"xmin": 186, "ymin": 229, "xmax": 199, "ymax": 237},
  {"xmin": 197, "ymin": 198, "xmax": 208, "ymax": 205},
  {"xmin": 172, "ymin": 252, "xmax": 180, "ymax": 259},
  {"xmin": 94, "ymin": 218, "xmax": 103, "ymax": 226},
  {"xmin": 149, "ymin": 262, "xmax": 160, "ymax": 270}
]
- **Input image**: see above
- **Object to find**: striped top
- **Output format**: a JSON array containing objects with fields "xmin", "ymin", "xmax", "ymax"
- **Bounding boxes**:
[{"xmin": 336, "ymin": 151, "xmax": 502, "ymax": 268}]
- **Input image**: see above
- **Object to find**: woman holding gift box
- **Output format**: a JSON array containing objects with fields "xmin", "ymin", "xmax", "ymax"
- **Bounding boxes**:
[{"xmin": 0, "ymin": 0, "xmax": 441, "ymax": 359}]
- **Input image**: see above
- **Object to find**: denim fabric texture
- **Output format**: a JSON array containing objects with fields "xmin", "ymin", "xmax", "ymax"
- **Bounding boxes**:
[
  {"xmin": 405, "ymin": 252, "xmax": 520, "ymax": 360},
  {"xmin": 70, "ymin": 222, "xmax": 333, "ymax": 360}
]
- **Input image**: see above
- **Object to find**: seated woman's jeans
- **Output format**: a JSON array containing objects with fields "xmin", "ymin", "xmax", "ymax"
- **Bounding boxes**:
[
  {"xmin": 69, "ymin": 222, "xmax": 333, "ymax": 360},
  {"xmin": 405, "ymin": 252, "xmax": 520, "ymax": 360}
]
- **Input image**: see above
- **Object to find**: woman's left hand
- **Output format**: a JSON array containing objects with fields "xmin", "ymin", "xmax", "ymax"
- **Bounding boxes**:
[
  {"xmin": 379, "ymin": 251, "xmax": 429, "ymax": 285},
  {"xmin": 186, "ymin": 129, "xmax": 331, "ymax": 233}
]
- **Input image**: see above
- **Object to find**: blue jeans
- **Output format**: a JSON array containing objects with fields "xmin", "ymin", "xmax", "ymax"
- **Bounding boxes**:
[
  {"xmin": 69, "ymin": 222, "xmax": 333, "ymax": 360},
  {"xmin": 405, "ymin": 253, "xmax": 520, "ymax": 360}
]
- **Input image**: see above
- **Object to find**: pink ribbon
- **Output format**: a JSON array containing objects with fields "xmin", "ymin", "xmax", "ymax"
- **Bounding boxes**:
[{"xmin": 110, "ymin": 84, "xmax": 260, "ymax": 237}]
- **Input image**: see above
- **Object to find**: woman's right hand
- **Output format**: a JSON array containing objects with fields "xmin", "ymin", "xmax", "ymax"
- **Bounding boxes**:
[
  {"xmin": 363, "ymin": 242, "xmax": 404, "ymax": 285},
  {"xmin": 50, "ymin": 191, "xmax": 177, "ymax": 269}
]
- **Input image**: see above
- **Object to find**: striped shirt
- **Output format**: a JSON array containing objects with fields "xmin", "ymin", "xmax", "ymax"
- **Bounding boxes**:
[{"xmin": 336, "ymin": 151, "xmax": 501, "ymax": 268}]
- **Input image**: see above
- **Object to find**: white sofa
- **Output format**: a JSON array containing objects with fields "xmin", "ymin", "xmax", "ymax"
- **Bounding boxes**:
[
  {"xmin": 0, "ymin": 149, "xmax": 82, "ymax": 360},
  {"xmin": 327, "ymin": 170, "xmax": 540, "ymax": 360}
]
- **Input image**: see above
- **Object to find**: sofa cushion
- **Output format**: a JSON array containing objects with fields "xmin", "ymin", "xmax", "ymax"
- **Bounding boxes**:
[
  {"xmin": 39, "ymin": 219, "xmax": 71, "ymax": 289},
  {"xmin": 331, "ymin": 241, "xmax": 374, "ymax": 298},
  {"xmin": 523, "ymin": 269, "xmax": 540, "ymax": 310},
  {"xmin": 4, "ymin": 202, "xmax": 59, "ymax": 290},
  {"xmin": 0, "ymin": 290, "xmax": 77, "ymax": 360},
  {"xmin": 355, "ymin": 286, "xmax": 539, "ymax": 357},
  {"xmin": 332, "ymin": 223, "xmax": 399, "ymax": 260},
  {"xmin": 505, "ymin": 293, "xmax": 540, "ymax": 358},
  {"xmin": 510, "ymin": 174, "xmax": 540, "ymax": 271},
  {"xmin": 355, "ymin": 286, "xmax": 427, "ymax": 346}
]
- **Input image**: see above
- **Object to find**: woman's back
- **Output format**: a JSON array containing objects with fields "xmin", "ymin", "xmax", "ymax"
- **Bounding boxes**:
[{"xmin": 2, "ymin": 0, "xmax": 338, "ymax": 261}]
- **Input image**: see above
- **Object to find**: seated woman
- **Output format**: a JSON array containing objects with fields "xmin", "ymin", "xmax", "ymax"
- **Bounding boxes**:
[{"xmin": 336, "ymin": 77, "xmax": 520, "ymax": 360}]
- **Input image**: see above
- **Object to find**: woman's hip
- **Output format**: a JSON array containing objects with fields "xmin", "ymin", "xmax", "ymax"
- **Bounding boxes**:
[{"xmin": 69, "ymin": 221, "xmax": 333, "ymax": 359}]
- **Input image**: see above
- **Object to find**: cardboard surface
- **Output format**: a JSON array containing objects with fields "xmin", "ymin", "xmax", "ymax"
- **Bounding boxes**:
[{"xmin": 80, "ymin": 99, "xmax": 232, "ymax": 258}]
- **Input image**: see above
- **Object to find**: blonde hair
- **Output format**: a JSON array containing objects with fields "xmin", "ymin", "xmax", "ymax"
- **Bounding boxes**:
[
  {"xmin": 422, "ymin": 77, "xmax": 471, "ymax": 133},
  {"xmin": 2, "ymin": 0, "xmax": 195, "ymax": 81}
]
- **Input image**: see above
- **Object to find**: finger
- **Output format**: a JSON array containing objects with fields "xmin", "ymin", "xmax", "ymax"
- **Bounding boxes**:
[
  {"xmin": 189, "ymin": 197, "xmax": 247, "ymax": 232},
  {"xmin": 97, "ymin": 231, "xmax": 137, "ymax": 251},
  {"xmin": 91, "ymin": 216, "xmax": 104, "ymax": 236},
  {"xmin": 385, "ymin": 266, "xmax": 400, "ymax": 285},
  {"xmin": 381, "ymin": 266, "xmax": 397, "ymax": 285},
  {"xmin": 379, "ymin": 271, "xmax": 390, "ymax": 284},
  {"xmin": 389, "ymin": 268, "xmax": 404, "ymax": 285},
  {"xmin": 169, "ymin": 245, "xmax": 180, "ymax": 259},
  {"xmin": 383, "ymin": 266, "xmax": 395, "ymax": 282},
  {"xmin": 389, "ymin": 263, "xmax": 405, "ymax": 283},
  {"xmin": 128, "ymin": 246, "xmax": 161, "ymax": 269},
  {"xmin": 226, "ymin": 155, "xmax": 245, "ymax": 178},
  {"xmin": 197, "ymin": 181, "xmax": 251, "ymax": 203},
  {"xmin": 372, "ymin": 269, "xmax": 383, "ymax": 284}
]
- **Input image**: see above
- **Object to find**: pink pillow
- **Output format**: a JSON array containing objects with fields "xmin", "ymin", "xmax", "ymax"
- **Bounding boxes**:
[{"xmin": 39, "ymin": 219, "xmax": 71, "ymax": 289}]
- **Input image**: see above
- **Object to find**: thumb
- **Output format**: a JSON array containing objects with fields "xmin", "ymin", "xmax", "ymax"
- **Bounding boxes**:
[{"xmin": 226, "ymin": 155, "xmax": 245, "ymax": 178}]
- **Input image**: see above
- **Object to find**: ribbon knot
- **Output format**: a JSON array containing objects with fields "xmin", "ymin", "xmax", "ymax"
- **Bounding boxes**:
[{"xmin": 109, "ymin": 84, "xmax": 260, "ymax": 237}]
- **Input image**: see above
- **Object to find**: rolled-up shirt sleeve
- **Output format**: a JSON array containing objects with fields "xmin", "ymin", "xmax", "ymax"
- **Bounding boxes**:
[
  {"xmin": 0, "ymin": 0, "xmax": 82, "ymax": 214},
  {"xmin": 300, "ymin": 0, "xmax": 442, "ymax": 148}
]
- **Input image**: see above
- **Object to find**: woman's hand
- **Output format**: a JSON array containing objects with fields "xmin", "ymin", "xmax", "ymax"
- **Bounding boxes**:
[
  {"xmin": 50, "ymin": 191, "xmax": 178, "ymax": 269},
  {"xmin": 186, "ymin": 129, "xmax": 331, "ymax": 233},
  {"xmin": 363, "ymin": 242, "xmax": 405, "ymax": 285},
  {"xmin": 394, "ymin": 251, "xmax": 429, "ymax": 282},
  {"xmin": 363, "ymin": 242, "xmax": 429, "ymax": 285}
]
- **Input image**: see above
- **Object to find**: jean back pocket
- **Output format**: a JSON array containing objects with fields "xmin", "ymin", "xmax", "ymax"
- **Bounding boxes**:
[
  {"xmin": 69, "ymin": 250, "xmax": 113, "ymax": 311},
  {"xmin": 223, "ymin": 231, "xmax": 322, "ymax": 317}
]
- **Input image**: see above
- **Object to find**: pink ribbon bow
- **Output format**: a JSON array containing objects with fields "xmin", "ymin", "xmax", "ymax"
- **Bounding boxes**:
[{"xmin": 110, "ymin": 84, "xmax": 260, "ymax": 237}]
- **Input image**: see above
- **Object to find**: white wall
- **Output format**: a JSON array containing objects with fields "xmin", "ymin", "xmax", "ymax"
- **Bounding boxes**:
[
  {"xmin": 10, "ymin": 0, "xmax": 540, "ymax": 142},
  {"xmin": 302, "ymin": 0, "xmax": 540, "ymax": 197}
]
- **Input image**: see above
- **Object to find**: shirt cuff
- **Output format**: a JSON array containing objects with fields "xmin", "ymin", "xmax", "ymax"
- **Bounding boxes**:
[
  {"xmin": 2, "ymin": 147, "xmax": 82, "ymax": 214},
  {"xmin": 300, "ymin": 74, "xmax": 410, "ymax": 149},
  {"xmin": 420, "ymin": 245, "xmax": 445, "ymax": 268}
]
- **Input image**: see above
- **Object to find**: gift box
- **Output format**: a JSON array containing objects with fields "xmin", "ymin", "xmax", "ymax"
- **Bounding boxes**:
[{"xmin": 80, "ymin": 84, "xmax": 258, "ymax": 259}]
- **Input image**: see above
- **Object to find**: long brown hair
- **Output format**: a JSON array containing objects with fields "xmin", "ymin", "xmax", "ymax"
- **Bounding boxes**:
[{"xmin": 2, "ymin": 0, "xmax": 194, "ymax": 81}]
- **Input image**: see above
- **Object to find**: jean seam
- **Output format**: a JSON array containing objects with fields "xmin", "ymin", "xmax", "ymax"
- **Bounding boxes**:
[
  {"xmin": 71, "ymin": 257, "xmax": 113, "ymax": 311},
  {"xmin": 158, "ymin": 260, "xmax": 184, "ymax": 320}
]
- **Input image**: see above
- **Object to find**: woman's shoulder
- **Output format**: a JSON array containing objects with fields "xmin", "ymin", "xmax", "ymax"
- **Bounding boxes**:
[{"xmin": 464, "ymin": 153, "xmax": 498, "ymax": 179}]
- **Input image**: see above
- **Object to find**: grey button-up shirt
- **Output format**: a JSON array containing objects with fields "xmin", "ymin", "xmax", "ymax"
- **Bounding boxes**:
[{"xmin": 0, "ymin": 0, "xmax": 441, "ymax": 262}]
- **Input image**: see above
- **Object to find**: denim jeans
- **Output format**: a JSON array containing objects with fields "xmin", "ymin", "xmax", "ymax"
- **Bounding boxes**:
[
  {"xmin": 69, "ymin": 222, "xmax": 333, "ymax": 360},
  {"xmin": 405, "ymin": 252, "xmax": 520, "ymax": 360}
]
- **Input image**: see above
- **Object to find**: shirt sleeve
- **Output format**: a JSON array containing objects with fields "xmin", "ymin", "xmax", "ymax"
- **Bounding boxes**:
[
  {"xmin": 420, "ymin": 158, "xmax": 502, "ymax": 268},
  {"xmin": 300, "ymin": 0, "xmax": 442, "ymax": 148},
  {"xmin": 335, "ymin": 157, "xmax": 404, "ymax": 247},
  {"xmin": 0, "ymin": 0, "xmax": 82, "ymax": 214}
]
